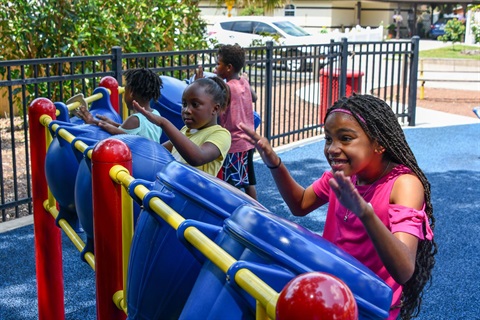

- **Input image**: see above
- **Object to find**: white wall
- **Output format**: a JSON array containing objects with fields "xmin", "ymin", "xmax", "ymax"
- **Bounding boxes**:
[{"xmin": 198, "ymin": 0, "xmax": 411, "ymax": 35}]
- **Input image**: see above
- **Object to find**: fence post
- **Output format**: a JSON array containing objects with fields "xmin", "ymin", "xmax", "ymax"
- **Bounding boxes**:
[
  {"xmin": 408, "ymin": 36, "xmax": 420, "ymax": 126},
  {"xmin": 264, "ymin": 41, "xmax": 274, "ymax": 141},
  {"xmin": 28, "ymin": 98, "xmax": 65, "ymax": 320},
  {"xmin": 92, "ymin": 138, "xmax": 131, "ymax": 320},
  {"xmin": 112, "ymin": 46, "xmax": 123, "ymax": 87},
  {"xmin": 339, "ymin": 37, "xmax": 349, "ymax": 98}
]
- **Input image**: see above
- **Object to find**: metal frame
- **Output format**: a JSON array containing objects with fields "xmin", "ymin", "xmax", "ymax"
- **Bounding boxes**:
[{"xmin": 0, "ymin": 37, "xmax": 419, "ymax": 222}]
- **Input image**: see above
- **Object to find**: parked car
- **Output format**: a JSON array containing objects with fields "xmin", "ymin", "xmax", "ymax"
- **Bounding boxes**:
[
  {"xmin": 428, "ymin": 17, "xmax": 455, "ymax": 39},
  {"xmin": 206, "ymin": 16, "xmax": 336, "ymax": 71},
  {"xmin": 207, "ymin": 16, "xmax": 325, "ymax": 47}
]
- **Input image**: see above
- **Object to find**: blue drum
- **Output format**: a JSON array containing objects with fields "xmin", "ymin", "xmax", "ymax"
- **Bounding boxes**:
[
  {"xmin": 74, "ymin": 134, "xmax": 174, "ymax": 259},
  {"xmin": 126, "ymin": 161, "xmax": 266, "ymax": 320},
  {"xmin": 179, "ymin": 206, "xmax": 392, "ymax": 320},
  {"xmin": 45, "ymin": 123, "xmax": 111, "ymax": 230}
]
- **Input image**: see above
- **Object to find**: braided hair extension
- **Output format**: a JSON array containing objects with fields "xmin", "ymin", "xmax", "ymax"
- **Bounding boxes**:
[
  {"xmin": 325, "ymin": 94, "xmax": 437, "ymax": 319},
  {"xmin": 217, "ymin": 44, "xmax": 246, "ymax": 73},
  {"xmin": 124, "ymin": 68, "xmax": 163, "ymax": 103},
  {"xmin": 193, "ymin": 76, "xmax": 231, "ymax": 113}
]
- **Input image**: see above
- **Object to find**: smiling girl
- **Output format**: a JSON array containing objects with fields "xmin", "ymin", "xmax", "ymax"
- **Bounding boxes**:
[{"xmin": 240, "ymin": 94, "xmax": 437, "ymax": 320}]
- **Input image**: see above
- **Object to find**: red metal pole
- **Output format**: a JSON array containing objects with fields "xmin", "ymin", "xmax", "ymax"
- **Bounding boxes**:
[
  {"xmin": 92, "ymin": 138, "xmax": 131, "ymax": 320},
  {"xmin": 28, "ymin": 98, "xmax": 65, "ymax": 320},
  {"xmin": 100, "ymin": 76, "xmax": 120, "ymax": 114}
]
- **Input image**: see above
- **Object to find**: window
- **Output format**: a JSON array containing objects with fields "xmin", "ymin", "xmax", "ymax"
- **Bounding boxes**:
[
  {"xmin": 220, "ymin": 21, "xmax": 235, "ymax": 31},
  {"xmin": 253, "ymin": 22, "xmax": 278, "ymax": 35},
  {"xmin": 284, "ymin": 4, "xmax": 295, "ymax": 17},
  {"xmin": 230, "ymin": 21, "xmax": 253, "ymax": 34}
]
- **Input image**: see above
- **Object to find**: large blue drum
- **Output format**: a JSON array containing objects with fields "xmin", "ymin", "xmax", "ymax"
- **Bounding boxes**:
[
  {"xmin": 74, "ymin": 134, "xmax": 174, "ymax": 258},
  {"xmin": 179, "ymin": 206, "xmax": 392, "ymax": 320},
  {"xmin": 127, "ymin": 161, "xmax": 266, "ymax": 320},
  {"xmin": 45, "ymin": 123, "xmax": 111, "ymax": 229}
]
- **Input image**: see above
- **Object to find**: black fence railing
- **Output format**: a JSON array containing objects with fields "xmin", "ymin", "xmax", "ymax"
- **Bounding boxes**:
[{"xmin": 0, "ymin": 37, "xmax": 420, "ymax": 222}]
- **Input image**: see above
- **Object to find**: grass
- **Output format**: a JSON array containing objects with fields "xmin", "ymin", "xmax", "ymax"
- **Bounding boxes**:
[{"xmin": 420, "ymin": 44, "xmax": 480, "ymax": 60}]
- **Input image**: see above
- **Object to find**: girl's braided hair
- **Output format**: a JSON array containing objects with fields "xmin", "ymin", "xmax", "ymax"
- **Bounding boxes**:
[
  {"xmin": 124, "ymin": 68, "xmax": 163, "ymax": 102},
  {"xmin": 325, "ymin": 94, "xmax": 437, "ymax": 320}
]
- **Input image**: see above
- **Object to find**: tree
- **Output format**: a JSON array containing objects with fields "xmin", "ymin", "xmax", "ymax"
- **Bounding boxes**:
[
  {"xmin": 0, "ymin": 0, "xmax": 210, "ymax": 116},
  {"xmin": 211, "ymin": 0, "xmax": 287, "ymax": 15},
  {"xmin": 0, "ymin": 0, "xmax": 209, "ymax": 60},
  {"xmin": 439, "ymin": 18, "xmax": 466, "ymax": 47}
]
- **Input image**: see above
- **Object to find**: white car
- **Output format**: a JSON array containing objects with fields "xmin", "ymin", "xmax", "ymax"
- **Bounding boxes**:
[
  {"xmin": 207, "ymin": 16, "xmax": 331, "ymax": 48},
  {"xmin": 207, "ymin": 17, "xmax": 334, "ymax": 71}
]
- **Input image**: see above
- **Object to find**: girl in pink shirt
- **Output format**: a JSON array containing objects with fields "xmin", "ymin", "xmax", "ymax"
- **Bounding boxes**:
[{"xmin": 240, "ymin": 94, "xmax": 437, "ymax": 319}]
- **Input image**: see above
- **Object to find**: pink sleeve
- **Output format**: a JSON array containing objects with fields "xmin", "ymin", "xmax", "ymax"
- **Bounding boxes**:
[
  {"xmin": 312, "ymin": 171, "xmax": 333, "ymax": 202},
  {"xmin": 389, "ymin": 204, "xmax": 433, "ymax": 240}
]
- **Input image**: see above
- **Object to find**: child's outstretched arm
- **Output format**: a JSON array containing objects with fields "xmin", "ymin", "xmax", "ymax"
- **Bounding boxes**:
[
  {"xmin": 76, "ymin": 105, "xmax": 121, "ymax": 128},
  {"xmin": 329, "ymin": 171, "xmax": 421, "ymax": 284},
  {"xmin": 75, "ymin": 106, "xmax": 100, "ymax": 125},
  {"xmin": 133, "ymin": 101, "xmax": 221, "ymax": 166},
  {"xmin": 194, "ymin": 65, "xmax": 204, "ymax": 80},
  {"xmin": 239, "ymin": 122, "xmax": 323, "ymax": 216},
  {"xmin": 96, "ymin": 114, "xmax": 140, "ymax": 135},
  {"xmin": 96, "ymin": 114, "xmax": 121, "ymax": 127}
]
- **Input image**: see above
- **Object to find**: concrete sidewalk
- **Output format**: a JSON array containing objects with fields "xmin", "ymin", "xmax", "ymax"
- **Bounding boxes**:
[{"xmin": 414, "ymin": 107, "xmax": 479, "ymax": 128}]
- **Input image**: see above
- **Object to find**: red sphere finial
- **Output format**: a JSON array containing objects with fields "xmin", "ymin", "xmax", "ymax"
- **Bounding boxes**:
[
  {"xmin": 99, "ymin": 76, "xmax": 118, "ymax": 88},
  {"xmin": 92, "ymin": 138, "xmax": 132, "ymax": 163},
  {"xmin": 276, "ymin": 272, "xmax": 358, "ymax": 320}
]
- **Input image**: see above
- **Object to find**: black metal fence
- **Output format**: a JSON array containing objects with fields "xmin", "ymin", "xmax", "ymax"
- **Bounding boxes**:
[{"xmin": 0, "ymin": 37, "xmax": 420, "ymax": 222}]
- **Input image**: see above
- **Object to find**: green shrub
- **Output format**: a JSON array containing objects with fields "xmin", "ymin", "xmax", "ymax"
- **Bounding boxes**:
[
  {"xmin": 439, "ymin": 18, "xmax": 466, "ymax": 46},
  {"xmin": 0, "ymin": 0, "xmax": 209, "ymax": 60}
]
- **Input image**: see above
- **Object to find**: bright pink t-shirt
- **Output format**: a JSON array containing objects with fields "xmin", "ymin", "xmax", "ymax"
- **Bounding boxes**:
[
  {"xmin": 219, "ymin": 77, "xmax": 254, "ymax": 153},
  {"xmin": 312, "ymin": 165, "xmax": 433, "ymax": 320}
]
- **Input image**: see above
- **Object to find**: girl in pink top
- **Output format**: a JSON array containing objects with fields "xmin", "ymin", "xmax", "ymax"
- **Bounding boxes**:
[
  {"xmin": 203, "ymin": 44, "xmax": 258, "ymax": 199},
  {"xmin": 240, "ymin": 94, "xmax": 437, "ymax": 319}
]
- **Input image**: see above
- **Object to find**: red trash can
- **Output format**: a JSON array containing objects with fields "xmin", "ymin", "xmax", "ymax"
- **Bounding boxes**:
[{"xmin": 319, "ymin": 69, "xmax": 364, "ymax": 123}]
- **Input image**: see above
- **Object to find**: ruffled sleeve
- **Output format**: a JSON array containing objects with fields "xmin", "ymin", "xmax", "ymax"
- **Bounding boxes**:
[{"xmin": 389, "ymin": 204, "xmax": 433, "ymax": 240}]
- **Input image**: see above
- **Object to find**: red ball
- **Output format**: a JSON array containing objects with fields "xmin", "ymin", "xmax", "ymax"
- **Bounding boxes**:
[
  {"xmin": 99, "ymin": 76, "xmax": 118, "ymax": 88},
  {"xmin": 276, "ymin": 272, "xmax": 358, "ymax": 320}
]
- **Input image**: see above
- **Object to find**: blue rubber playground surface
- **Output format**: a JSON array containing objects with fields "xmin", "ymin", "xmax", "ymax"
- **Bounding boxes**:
[{"xmin": 1, "ymin": 117, "xmax": 479, "ymax": 319}]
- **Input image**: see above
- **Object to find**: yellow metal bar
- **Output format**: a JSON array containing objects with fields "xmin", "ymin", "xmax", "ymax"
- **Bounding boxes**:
[
  {"xmin": 46, "ymin": 118, "xmax": 93, "ymax": 157},
  {"xmin": 63, "ymin": 86, "xmax": 125, "ymax": 112},
  {"xmin": 184, "ymin": 224, "xmax": 279, "ymax": 318},
  {"xmin": 420, "ymin": 81, "xmax": 425, "ymax": 100},
  {"xmin": 43, "ymin": 200, "xmax": 95, "ymax": 270},
  {"xmin": 112, "ymin": 167, "xmax": 280, "ymax": 319},
  {"xmin": 112, "ymin": 290, "xmax": 127, "ymax": 313},
  {"xmin": 66, "ymin": 92, "xmax": 105, "ymax": 112},
  {"xmin": 256, "ymin": 300, "xmax": 269, "ymax": 320},
  {"xmin": 419, "ymin": 59, "xmax": 425, "ymax": 100},
  {"xmin": 113, "ymin": 169, "xmax": 186, "ymax": 229},
  {"xmin": 40, "ymin": 118, "xmax": 96, "ymax": 269},
  {"xmin": 122, "ymin": 99, "xmax": 129, "ymax": 122},
  {"xmin": 42, "ymin": 116, "xmax": 57, "ymax": 211},
  {"xmin": 109, "ymin": 165, "xmax": 134, "ymax": 314},
  {"xmin": 183, "ymin": 226, "xmax": 237, "ymax": 273},
  {"xmin": 235, "ymin": 268, "xmax": 278, "ymax": 319}
]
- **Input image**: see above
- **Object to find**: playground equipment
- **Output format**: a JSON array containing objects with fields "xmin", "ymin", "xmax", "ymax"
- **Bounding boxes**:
[
  {"xmin": 276, "ymin": 272, "xmax": 358, "ymax": 320},
  {"xmin": 29, "ymin": 75, "xmax": 393, "ymax": 320}
]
